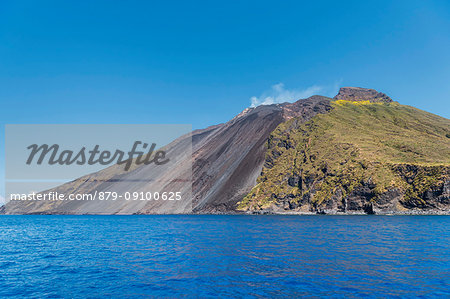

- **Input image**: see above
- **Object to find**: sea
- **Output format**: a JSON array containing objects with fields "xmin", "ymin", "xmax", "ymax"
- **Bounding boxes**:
[{"xmin": 0, "ymin": 215, "xmax": 449, "ymax": 298}]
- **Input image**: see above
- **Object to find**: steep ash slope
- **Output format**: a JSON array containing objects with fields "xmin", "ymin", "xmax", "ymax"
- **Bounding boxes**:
[{"xmin": 191, "ymin": 96, "xmax": 332, "ymax": 212}]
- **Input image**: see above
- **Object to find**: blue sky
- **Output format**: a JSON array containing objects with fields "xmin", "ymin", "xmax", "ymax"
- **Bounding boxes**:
[{"xmin": 1, "ymin": 0, "xmax": 450, "ymax": 197}]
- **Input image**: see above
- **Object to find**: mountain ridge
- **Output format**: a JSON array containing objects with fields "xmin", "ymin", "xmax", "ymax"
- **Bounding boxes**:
[
  {"xmin": 3, "ymin": 87, "xmax": 450, "ymax": 215},
  {"xmin": 239, "ymin": 96, "xmax": 449, "ymax": 214}
]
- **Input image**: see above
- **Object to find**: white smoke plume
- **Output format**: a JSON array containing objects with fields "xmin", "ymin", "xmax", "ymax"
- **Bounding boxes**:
[{"xmin": 250, "ymin": 81, "xmax": 341, "ymax": 107}]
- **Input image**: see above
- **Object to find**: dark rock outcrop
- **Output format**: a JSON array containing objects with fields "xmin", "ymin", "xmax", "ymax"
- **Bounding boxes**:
[{"xmin": 334, "ymin": 87, "xmax": 393, "ymax": 103}]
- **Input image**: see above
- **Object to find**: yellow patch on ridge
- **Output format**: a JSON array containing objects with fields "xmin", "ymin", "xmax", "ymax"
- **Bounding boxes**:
[{"xmin": 334, "ymin": 99, "xmax": 373, "ymax": 106}]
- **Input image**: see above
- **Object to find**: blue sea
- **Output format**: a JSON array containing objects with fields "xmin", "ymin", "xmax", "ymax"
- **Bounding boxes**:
[{"xmin": 0, "ymin": 215, "xmax": 449, "ymax": 298}]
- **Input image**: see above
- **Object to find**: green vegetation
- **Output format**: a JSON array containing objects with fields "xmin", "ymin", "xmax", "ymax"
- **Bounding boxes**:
[{"xmin": 238, "ymin": 100, "xmax": 450, "ymax": 211}]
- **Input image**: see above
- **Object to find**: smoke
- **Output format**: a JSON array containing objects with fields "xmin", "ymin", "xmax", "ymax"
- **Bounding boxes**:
[{"xmin": 250, "ymin": 81, "xmax": 342, "ymax": 107}]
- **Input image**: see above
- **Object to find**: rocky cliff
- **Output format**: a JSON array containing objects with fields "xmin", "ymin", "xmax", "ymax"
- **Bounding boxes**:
[{"xmin": 334, "ymin": 86, "xmax": 393, "ymax": 103}]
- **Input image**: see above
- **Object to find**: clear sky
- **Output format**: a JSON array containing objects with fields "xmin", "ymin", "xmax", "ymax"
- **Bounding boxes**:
[{"xmin": 1, "ymin": 0, "xmax": 450, "ymax": 197}]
